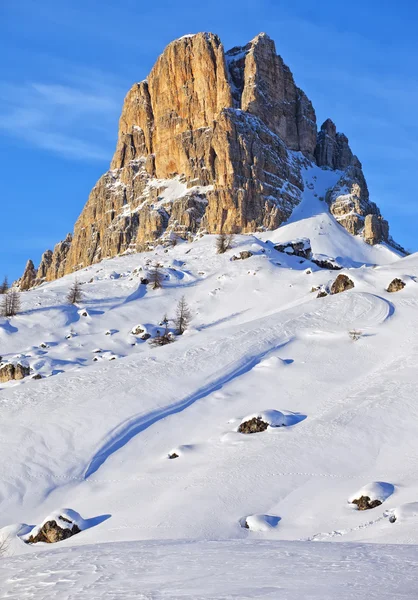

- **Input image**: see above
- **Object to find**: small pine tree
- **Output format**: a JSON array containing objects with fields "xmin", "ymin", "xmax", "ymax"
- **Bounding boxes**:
[
  {"xmin": 149, "ymin": 314, "xmax": 174, "ymax": 347},
  {"xmin": 149, "ymin": 263, "xmax": 164, "ymax": 290},
  {"xmin": 66, "ymin": 279, "xmax": 83, "ymax": 305},
  {"xmin": 1, "ymin": 290, "xmax": 21, "ymax": 317},
  {"xmin": 0, "ymin": 277, "xmax": 8, "ymax": 295},
  {"xmin": 216, "ymin": 232, "xmax": 234, "ymax": 254},
  {"xmin": 174, "ymin": 296, "xmax": 192, "ymax": 335}
]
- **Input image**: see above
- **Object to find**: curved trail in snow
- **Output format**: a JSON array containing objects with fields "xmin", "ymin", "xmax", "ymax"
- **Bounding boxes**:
[{"xmin": 83, "ymin": 292, "xmax": 391, "ymax": 479}]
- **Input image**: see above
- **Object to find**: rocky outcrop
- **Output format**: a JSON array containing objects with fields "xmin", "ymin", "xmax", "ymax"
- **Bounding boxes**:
[
  {"xmin": 364, "ymin": 214, "xmax": 389, "ymax": 245},
  {"xmin": 231, "ymin": 250, "xmax": 253, "ymax": 261},
  {"xmin": 326, "ymin": 158, "xmax": 388, "ymax": 240},
  {"xmin": 0, "ymin": 362, "xmax": 30, "ymax": 383},
  {"xmin": 227, "ymin": 33, "xmax": 317, "ymax": 155},
  {"xmin": 316, "ymin": 121, "xmax": 391, "ymax": 243},
  {"xmin": 19, "ymin": 260, "xmax": 37, "ymax": 290},
  {"xmin": 26, "ymin": 516, "xmax": 81, "ymax": 544},
  {"xmin": 35, "ymin": 234, "xmax": 73, "ymax": 283},
  {"xmin": 330, "ymin": 274, "xmax": 354, "ymax": 294},
  {"xmin": 352, "ymin": 496, "xmax": 382, "ymax": 511},
  {"xmin": 315, "ymin": 119, "xmax": 353, "ymax": 170},
  {"xmin": 20, "ymin": 32, "xmax": 400, "ymax": 284},
  {"xmin": 238, "ymin": 417, "xmax": 269, "ymax": 434},
  {"xmin": 36, "ymin": 250, "xmax": 53, "ymax": 282},
  {"xmin": 274, "ymin": 238, "xmax": 312, "ymax": 259},
  {"xmin": 387, "ymin": 278, "xmax": 406, "ymax": 292}
]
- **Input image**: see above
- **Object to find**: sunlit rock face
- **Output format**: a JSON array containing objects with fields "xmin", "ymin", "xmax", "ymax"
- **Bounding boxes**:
[{"xmin": 20, "ymin": 32, "xmax": 399, "ymax": 284}]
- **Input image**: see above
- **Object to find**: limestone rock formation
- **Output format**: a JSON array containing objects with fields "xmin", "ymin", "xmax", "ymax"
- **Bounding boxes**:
[
  {"xmin": 36, "ymin": 250, "xmax": 53, "ymax": 282},
  {"xmin": 0, "ymin": 362, "xmax": 30, "ymax": 383},
  {"xmin": 20, "ymin": 32, "xmax": 401, "ymax": 284},
  {"xmin": 20, "ymin": 260, "xmax": 37, "ymax": 290}
]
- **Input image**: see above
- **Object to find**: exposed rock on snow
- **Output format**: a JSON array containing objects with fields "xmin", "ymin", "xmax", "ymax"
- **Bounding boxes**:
[
  {"xmin": 311, "ymin": 255, "xmax": 342, "ymax": 270},
  {"xmin": 387, "ymin": 278, "xmax": 406, "ymax": 292},
  {"xmin": 24, "ymin": 509, "xmax": 86, "ymax": 544},
  {"xmin": 0, "ymin": 361, "xmax": 30, "ymax": 383},
  {"xmin": 274, "ymin": 238, "xmax": 312, "ymax": 259},
  {"xmin": 238, "ymin": 410, "xmax": 286, "ymax": 434},
  {"xmin": 349, "ymin": 482, "xmax": 394, "ymax": 511},
  {"xmin": 131, "ymin": 324, "xmax": 147, "ymax": 336},
  {"xmin": 330, "ymin": 274, "xmax": 354, "ymax": 294},
  {"xmin": 231, "ymin": 250, "xmax": 254, "ymax": 261},
  {"xmin": 352, "ymin": 496, "xmax": 382, "ymax": 510},
  {"xmin": 317, "ymin": 290, "xmax": 328, "ymax": 298}
]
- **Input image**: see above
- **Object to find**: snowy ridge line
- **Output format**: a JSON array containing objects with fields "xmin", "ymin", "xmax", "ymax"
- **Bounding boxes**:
[{"xmin": 83, "ymin": 338, "xmax": 292, "ymax": 478}]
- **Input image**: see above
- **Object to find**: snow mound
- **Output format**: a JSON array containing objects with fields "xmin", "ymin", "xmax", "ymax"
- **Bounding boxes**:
[
  {"xmin": 348, "ymin": 482, "xmax": 395, "ymax": 504},
  {"xmin": 241, "ymin": 514, "xmax": 281, "ymax": 531},
  {"xmin": 388, "ymin": 502, "xmax": 418, "ymax": 523},
  {"xmin": 239, "ymin": 410, "xmax": 287, "ymax": 430},
  {"xmin": 21, "ymin": 509, "xmax": 88, "ymax": 542},
  {"xmin": 254, "ymin": 356, "xmax": 289, "ymax": 369}
]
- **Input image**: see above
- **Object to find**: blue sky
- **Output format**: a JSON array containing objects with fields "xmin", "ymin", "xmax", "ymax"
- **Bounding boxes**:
[{"xmin": 1, "ymin": 0, "xmax": 417, "ymax": 281}]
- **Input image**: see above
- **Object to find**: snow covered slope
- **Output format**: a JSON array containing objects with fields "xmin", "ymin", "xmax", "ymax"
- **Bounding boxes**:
[{"xmin": 0, "ymin": 165, "xmax": 417, "ymax": 596}]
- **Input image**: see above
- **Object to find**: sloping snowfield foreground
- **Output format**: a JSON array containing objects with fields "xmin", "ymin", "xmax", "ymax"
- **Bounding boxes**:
[
  {"xmin": 1, "ymin": 539, "xmax": 417, "ymax": 599},
  {"xmin": 1, "ymin": 167, "xmax": 418, "ymax": 596}
]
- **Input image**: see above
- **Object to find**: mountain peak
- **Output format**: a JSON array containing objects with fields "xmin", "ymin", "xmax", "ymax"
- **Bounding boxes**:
[{"xmin": 16, "ymin": 32, "xmax": 403, "ymax": 287}]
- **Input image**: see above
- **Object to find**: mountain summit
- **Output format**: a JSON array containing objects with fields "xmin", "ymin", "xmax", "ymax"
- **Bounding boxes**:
[{"xmin": 19, "ymin": 32, "xmax": 402, "ymax": 286}]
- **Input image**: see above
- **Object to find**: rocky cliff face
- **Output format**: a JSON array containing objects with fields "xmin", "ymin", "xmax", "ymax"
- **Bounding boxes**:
[{"xmin": 19, "ymin": 32, "xmax": 400, "ymax": 287}]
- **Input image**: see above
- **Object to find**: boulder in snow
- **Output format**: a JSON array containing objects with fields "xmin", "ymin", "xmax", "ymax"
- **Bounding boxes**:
[
  {"xmin": 238, "ymin": 410, "xmax": 287, "ymax": 434},
  {"xmin": 274, "ymin": 238, "xmax": 312, "ymax": 259},
  {"xmin": 24, "ymin": 509, "xmax": 86, "ymax": 544},
  {"xmin": 330, "ymin": 274, "xmax": 354, "ymax": 294},
  {"xmin": 387, "ymin": 278, "xmax": 405, "ymax": 293},
  {"xmin": 311, "ymin": 255, "xmax": 342, "ymax": 270},
  {"xmin": 231, "ymin": 251, "xmax": 254, "ymax": 261},
  {"xmin": 349, "ymin": 482, "xmax": 394, "ymax": 511},
  {"xmin": 131, "ymin": 324, "xmax": 147, "ymax": 336}
]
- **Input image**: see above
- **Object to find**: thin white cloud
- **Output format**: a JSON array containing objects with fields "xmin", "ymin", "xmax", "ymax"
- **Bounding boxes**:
[{"xmin": 0, "ymin": 70, "xmax": 125, "ymax": 161}]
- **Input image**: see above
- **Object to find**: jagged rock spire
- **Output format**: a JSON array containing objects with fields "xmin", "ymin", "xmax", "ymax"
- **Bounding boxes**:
[{"xmin": 19, "ymin": 32, "xmax": 400, "ymax": 285}]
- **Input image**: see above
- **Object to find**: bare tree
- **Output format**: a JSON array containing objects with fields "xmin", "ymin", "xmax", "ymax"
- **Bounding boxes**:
[
  {"xmin": 149, "ymin": 263, "xmax": 164, "ymax": 290},
  {"xmin": 149, "ymin": 314, "xmax": 175, "ymax": 347},
  {"xmin": 0, "ymin": 277, "xmax": 8, "ymax": 294},
  {"xmin": 0, "ymin": 535, "xmax": 9, "ymax": 557},
  {"xmin": 216, "ymin": 232, "xmax": 234, "ymax": 254},
  {"xmin": 1, "ymin": 290, "xmax": 21, "ymax": 317},
  {"xmin": 66, "ymin": 279, "xmax": 83, "ymax": 305},
  {"xmin": 174, "ymin": 296, "xmax": 192, "ymax": 335}
]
